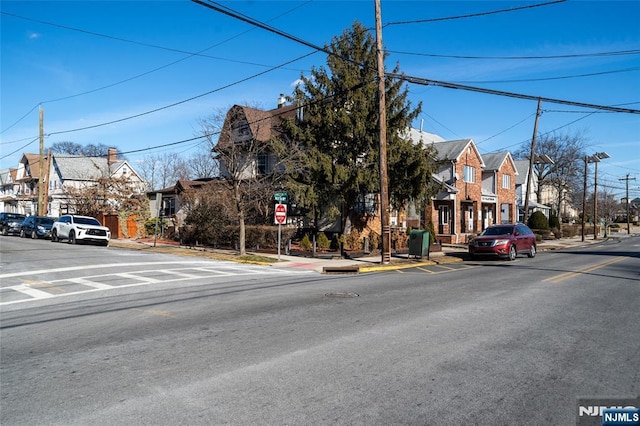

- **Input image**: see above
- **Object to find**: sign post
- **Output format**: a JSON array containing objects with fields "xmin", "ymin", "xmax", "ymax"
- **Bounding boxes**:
[{"xmin": 274, "ymin": 203, "xmax": 287, "ymax": 260}]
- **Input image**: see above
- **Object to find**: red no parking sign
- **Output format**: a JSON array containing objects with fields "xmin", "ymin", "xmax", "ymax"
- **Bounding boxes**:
[{"xmin": 274, "ymin": 203, "xmax": 287, "ymax": 224}]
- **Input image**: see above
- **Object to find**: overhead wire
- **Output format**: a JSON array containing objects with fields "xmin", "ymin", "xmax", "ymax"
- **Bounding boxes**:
[
  {"xmin": 387, "ymin": 49, "xmax": 640, "ymax": 60},
  {"xmin": 384, "ymin": 0, "xmax": 567, "ymax": 27},
  {"xmin": 3, "ymin": 0, "xmax": 636, "ymax": 165},
  {"xmin": 0, "ymin": 2, "xmax": 314, "ymax": 135}
]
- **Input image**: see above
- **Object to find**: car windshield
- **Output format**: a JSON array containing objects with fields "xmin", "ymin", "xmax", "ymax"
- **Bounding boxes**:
[
  {"xmin": 6, "ymin": 214, "xmax": 25, "ymax": 219},
  {"xmin": 75, "ymin": 217, "xmax": 101, "ymax": 226},
  {"xmin": 37, "ymin": 217, "xmax": 55, "ymax": 224},
  {"xmin": 481, "ymin": 226, "xmax": 514, "ymax": 236}
]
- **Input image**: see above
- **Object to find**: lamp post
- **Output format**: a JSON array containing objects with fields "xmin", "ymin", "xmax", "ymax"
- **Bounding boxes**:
[
  {"xmin": 581, "ymin": 152, "xmax": 610, "ymax": 242},
  {"xmin": 592, "ymin": 152, "xmax": 610, "ymax": 240}
]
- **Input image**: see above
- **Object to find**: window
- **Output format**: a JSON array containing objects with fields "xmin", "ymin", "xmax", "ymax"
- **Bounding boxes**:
[
  {"xmin": 502, "ymin": 174, "xmax": 511, "ymax": 189},
  {"xmin": 233, "ymin": 122, "xmax": 250, "ymax": 140},
  {"xmin": 463, "ymin": 165, "xmax": 475, "ymax": 183},
  {"xmin": 439, "ymin": 206, "xmax": 449, "ymax": 225}
]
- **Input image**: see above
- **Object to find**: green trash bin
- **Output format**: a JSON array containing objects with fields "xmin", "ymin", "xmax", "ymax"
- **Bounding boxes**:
[{"xmin": 408, "ymin": 229, "xmax": 430, "ymax": 259}]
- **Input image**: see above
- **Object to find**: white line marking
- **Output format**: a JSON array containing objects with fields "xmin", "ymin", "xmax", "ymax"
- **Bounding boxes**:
[
  {"xmin": 0, "ymin": 261, "xmax": 232, "ymax": 279},
  {"xmin": 115, "ymin": 273, "xmax": 161, "ymax": 284},
  {"xmin": 11, "ymin": 284, "xmax": 54, "ymax": 299},
  {"xmin": 66, "ymin": 277, "xmax": 113, "ymax": 290}
]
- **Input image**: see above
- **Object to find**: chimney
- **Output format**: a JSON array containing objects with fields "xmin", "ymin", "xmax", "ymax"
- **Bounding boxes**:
[
  {"xmin": 277, "ymin": 94, "xmax": 286, "ymax": 108},
  {"xmin": 107, "ymin": 147, "xmax": 117, "ymax": 165}
]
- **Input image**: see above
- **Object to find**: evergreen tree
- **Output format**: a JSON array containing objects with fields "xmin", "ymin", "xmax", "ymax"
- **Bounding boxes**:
[{"xmin": 282, "ymin": 21, "xmax": 439, "ymax": 232}]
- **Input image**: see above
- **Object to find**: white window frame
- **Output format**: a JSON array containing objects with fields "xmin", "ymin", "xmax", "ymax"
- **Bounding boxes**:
[
  {"xmin": 502, "ymin": 174, "xmax": 511, "ymax": 189},
  {"xmin": 463, "ymin": 165, "xmax": 475, "ymax": 183}
]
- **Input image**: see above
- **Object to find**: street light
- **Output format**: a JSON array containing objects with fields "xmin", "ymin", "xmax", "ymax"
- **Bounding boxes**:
[
  {"xmin": 592, "ymin": 152, "xmax": 610, "ymax": 240},
  {"xmin": 581, "ymin": 152, "xmax": 610, "ymax": 242}
]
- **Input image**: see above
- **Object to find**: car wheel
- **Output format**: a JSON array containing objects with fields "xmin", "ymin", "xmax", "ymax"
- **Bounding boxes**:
[
  {"xmin": 527, "ymin": 245, "xmax": 536, "ymax": 258},
  {"xmin": 20, "ymin": 229, "xmax": 25, "ymax": 238},
  {"xmin": 508, "ymin": 245, "xmax": 517, "ymax": 261},
  {"xmin": 1, "ymin": 227, "xmax": 7, "ymax": 236},
  {"xmin": 51, "ymin": 230, "xmax": 58, "ymax": 242},
  {"xmin": 68, "ymin": 231, "xmax": 76, "ymax": 244},
  {"xmin": 31, "ymin": 230, "xmax": 37, "ymax": 239}
]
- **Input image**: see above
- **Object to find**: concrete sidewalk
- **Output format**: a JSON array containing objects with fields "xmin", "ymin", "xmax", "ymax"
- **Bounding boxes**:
[{"xmin": 109, "ymin": 226, "xmax": 638, "ymax": 274}]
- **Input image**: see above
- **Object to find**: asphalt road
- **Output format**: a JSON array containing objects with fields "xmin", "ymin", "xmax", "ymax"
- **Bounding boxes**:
[{"xmin": 1, "ymin": 235, "xmax": 639, "ymax": 425}]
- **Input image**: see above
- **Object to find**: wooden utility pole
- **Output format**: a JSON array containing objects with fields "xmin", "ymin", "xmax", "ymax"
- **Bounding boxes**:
[
  {"xmin": 619, "ymin": 174, "xmax": 636, "ymax": 234},
  {"xmin": 42, "ymin": 149, "xmax": 52, "ymax": 216},
  {"xmin": 523, "ymin": 98, "xmax": 542, "ymax": 224},
  {"xmin": 37, "ymin": 106, "xmax": 45, "ymax": 216},
  {"xmin": 374, "ymin": 0, "xmax": 390, "ymax": 264}
]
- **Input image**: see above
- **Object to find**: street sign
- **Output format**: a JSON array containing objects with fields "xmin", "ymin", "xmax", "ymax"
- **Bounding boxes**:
[
  {"xmin": 274, "ymin": 191, "xmax": 288, "ymax": 203},
  {"xmin": 274, "ymin": 203, "xmax": 287, "ymax": 224}
]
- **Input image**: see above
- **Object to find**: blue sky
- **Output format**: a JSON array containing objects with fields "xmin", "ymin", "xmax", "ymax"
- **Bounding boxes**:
[{"xmin": 1, "ymin": 0, "xmax": 639, "ymax": 199}]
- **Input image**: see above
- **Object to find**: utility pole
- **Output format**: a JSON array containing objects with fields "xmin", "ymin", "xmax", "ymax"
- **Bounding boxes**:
[
  {"xmin": 619, "ymin": 174, "xmax": 636, "ymax": 235},
  {"xmin": 42, "ymin": 149, "xmax": 52, "ymax": 216},
  {"xmin": 593, "ymin": 159, "xmax": 599, "ymax": 240},
  {"xmin": 581, "ymin": 156, "xmax": 588, "ymax": 242},
  {"xmin": 523, "ymin": 98, "xmax": 542, "ymax": 224},
  {"xmin": 375, "ymin": 0, "xmax": 390, "ymax": 264},
  {"xmin": 37, "ymin": 106, "xmax": 45, "ymax": 216}
]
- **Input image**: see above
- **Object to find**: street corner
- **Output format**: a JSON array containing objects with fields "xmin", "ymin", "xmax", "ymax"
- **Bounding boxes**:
[{"xmin": 358, "ymin": 259, "xmax": 438, "ymax": 273}]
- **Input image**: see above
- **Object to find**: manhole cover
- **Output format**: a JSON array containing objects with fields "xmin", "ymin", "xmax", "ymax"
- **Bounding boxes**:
[{"xmin": 325, "ymin": 292, "xmax": 359, "ymax": 298}]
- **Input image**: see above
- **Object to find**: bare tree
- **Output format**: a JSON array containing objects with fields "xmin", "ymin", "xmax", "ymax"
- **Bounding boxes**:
[
  {"xmin": 138, "ymin": 152, "xmax": 191, "ymax": 191},
  {"xmin": 187, "ymin": 144, "xmax": 219, "ymax": 179},
  {"xmin": 198, "ymin": 105, "xmax": 306, "ymax": 255},
  {"xmin": 50, "ymin": 141, "xmax": 120, "ymax": 158},
  {"xmin": 62, "ymin": 175, "xmax": 149, "ymax": 237},
  {"xmin": 515, "ymin": 130, "xmax": 587, "ymax": 218}
]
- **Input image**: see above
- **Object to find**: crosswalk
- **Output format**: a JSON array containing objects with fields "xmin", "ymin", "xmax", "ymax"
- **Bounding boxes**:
[{"xmin": 0, "ymin": 261, "xmax": 313, "ymax": 306}]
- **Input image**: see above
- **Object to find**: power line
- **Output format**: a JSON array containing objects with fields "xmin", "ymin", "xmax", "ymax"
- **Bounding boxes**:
[
  {"xmin": 384, "ymin": 0, "xmax": 566, "ymax": 26},
  {"xmin": 0, "ymin": 4, "xmax": 313, "ymax": 136},
  {"xmin": 389, "ymin": 73, "xmax": 640, "ymax": 114},
  {"xmin": 387, "ymin": 49, "xmax": 640, "ymax": 60},
  {"xmin": 454, "ymin": 67, "xmax": 640, "ymax": 84}
]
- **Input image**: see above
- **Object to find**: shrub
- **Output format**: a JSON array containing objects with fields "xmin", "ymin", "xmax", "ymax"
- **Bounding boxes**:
[
  {"xmin": 145, "ymin": 217, "xmax": 166, "ymax": 236},
  {"xmin": 317, "ymin": 232, "xmax": 330, "ymax": 250},
  {"xmin": 366, "ymin": 232, "xmax": 381, "ymax": 251},
  {"xmin": 527, "ymin": 211, "xmax": 549, "ymax": 230},
  {"xmin": 300, "ymin": 234, "xmax": 312, "ymax": 251},
  {"xmin": 344, "ymin": 228, "xmax": 363, "ymax": 250}
]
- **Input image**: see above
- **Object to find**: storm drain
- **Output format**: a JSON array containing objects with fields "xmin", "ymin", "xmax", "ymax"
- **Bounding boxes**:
[{"xmin": 325, "ymin": 292, "xmax": 359, "ymax": 298}]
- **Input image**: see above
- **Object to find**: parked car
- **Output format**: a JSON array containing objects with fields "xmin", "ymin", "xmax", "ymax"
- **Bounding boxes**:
[
  {"xmin": 20, "ymin": 216, "xmax": 55, "ymax": 239},
  {"xmin": 51, "ymin": 214, "xmax": 111, "ymax": 246},
  {"xmin": 468, "ymin": 223, "xmax": 537, "ymax": 261},
  {"xmin": 0, "ymin": 212, "xmax": 26, "ymax": 236}
]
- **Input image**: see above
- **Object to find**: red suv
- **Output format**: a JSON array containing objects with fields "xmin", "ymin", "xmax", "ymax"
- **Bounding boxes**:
[{"xmin": 469, "ymin": 223, "xmax": 537, "ymax": 261}]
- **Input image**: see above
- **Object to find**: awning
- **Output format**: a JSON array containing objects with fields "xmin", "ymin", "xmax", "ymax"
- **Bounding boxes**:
[{"xmin": 519, "ymin": 200, "xmax": 551, "ymax": 210}]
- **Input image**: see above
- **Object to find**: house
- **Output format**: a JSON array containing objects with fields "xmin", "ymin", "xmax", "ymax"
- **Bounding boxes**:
[
  {"xmin": 424, "ymin": 138, "xmax": 487, "ymax": 244},
  {"xmin": 3, "ymin": 153, "xmax": 52, "ymax": 216},
  {"xmin": 480, "ymin": 151, "xmax": 518, "ymax": 226},
  {"xmin": 49, "ymin": 148, "xmax": 146, "ymax": 217},
  {"xmin": 0, "ymin": 168, "xmax": 20, "ymax": 213},
  {"xmin": 513, "ymin": 159, "xmax": 550, "ymax": 221},
  {"xmin": 2, "ymin": 148, "xmax": 146, "ymax": 229},
  {"xmin": 148, "ymin": 178, "xmax": 216, "ymax": 236},
  {"xmin": 216, "ymin": 102, "xmax": 298, "ymax": 179}
]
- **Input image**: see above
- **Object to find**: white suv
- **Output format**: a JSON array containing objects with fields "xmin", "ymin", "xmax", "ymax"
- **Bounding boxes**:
[{"xmin": 51, "ymin": 215, "xmax": 111, "ymax": 246}]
